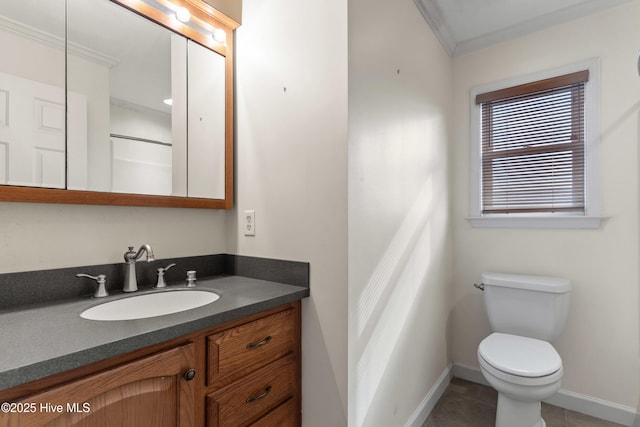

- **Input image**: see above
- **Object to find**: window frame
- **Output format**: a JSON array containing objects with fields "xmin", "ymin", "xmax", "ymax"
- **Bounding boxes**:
[{"xmin": 467, "ymin": 59, "xmax": 604, "ymax": 229}]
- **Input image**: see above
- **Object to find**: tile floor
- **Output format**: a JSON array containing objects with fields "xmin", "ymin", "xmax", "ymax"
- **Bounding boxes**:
[{"xmin": 423, "ymin": 378, "xmax": 625, "ymax": 427}]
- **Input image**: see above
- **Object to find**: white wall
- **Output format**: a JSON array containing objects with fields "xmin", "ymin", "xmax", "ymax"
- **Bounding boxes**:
[
  {"xmin": 0, "ymin": 27, "xmax": 64, "ymax": 87},
  {"xmin": 230, "ymin": 0, "xmax": 349, "ymax": 425},
  {"xmin": 451, "ymin": 1, "xmax": 640, "ymax": 411},
  {"xmin": 348, "ymin": 0, "xmax": 452, "ymax": 425},
  {"xmin": 110, "ymin": 100, "xmax": 171, "ymax": 145},
  {"xmin": 67, "ymin": 53, "xmax": 111, "ymax": 192}
]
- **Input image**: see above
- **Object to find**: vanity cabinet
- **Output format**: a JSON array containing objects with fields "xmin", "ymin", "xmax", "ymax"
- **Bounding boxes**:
[{"xmin": 0, "ymin": 302, "xmax": 301, "ymax": 427}]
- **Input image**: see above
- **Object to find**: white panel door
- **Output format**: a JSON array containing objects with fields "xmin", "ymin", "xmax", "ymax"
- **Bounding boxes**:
[{"xmin": 0, "ymin": 71, "xmax": 66, "ymax": 188}]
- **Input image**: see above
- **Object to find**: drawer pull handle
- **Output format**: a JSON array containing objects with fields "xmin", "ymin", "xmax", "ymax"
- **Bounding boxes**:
[
  {"xmin": 246, "ymin": 335, "xmax": 272, "ymax": 349},
  {"xmin": 246, "ymin": 385, "xmax": 272, "ymax": 403}
]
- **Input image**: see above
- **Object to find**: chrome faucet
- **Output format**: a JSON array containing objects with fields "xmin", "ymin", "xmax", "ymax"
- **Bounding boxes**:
[{"xmin": 123, "ymin": 244, "xmax": 155, "ymax": 292}]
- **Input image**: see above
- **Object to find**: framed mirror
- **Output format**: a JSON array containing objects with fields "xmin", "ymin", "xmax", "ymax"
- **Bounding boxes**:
[{"xmin": 0, "ymin": 0, "xmax": 237, "ymax": 208}]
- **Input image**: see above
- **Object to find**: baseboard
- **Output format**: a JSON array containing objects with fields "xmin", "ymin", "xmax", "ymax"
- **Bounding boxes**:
[
  {"xmin": 452, "ymin": 363, "xmax": 489, "ymax": 387},
  {"xmin": 453, "ymin": 363, "xmax": 639, "ymax": 427},
  {"xmin": 404, "ymin": 365, "xmax": 453, "ymax": 427},
  {"xmin": 545, "ymin": 388, "xmax": 638, "ymax": 427}
]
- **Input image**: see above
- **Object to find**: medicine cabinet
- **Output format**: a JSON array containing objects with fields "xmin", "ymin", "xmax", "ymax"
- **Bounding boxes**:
[{"xmin": 0, "ymin": 0, "xmax": 238, "ymax": 208}]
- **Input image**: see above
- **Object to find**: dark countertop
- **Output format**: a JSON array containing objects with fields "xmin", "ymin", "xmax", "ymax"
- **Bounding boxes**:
[{"xmin": 0, "ymin": 275, "xmax": 309, "ymax": 390}]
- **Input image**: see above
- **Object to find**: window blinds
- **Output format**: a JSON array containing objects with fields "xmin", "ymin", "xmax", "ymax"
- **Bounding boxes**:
[{"xmin": 476, "ymin": 71, "xmax": 588, "ymax": 214}]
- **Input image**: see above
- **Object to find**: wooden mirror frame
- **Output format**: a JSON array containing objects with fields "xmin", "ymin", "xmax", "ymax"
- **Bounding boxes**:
[{"xmin": 0, "ymin": 0, "xmax": 238, "ymax": 209}]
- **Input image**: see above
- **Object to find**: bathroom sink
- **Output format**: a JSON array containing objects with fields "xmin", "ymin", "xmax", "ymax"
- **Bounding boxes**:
[{"xmin": 80, "ymin": 290, "xmax": 220, "ymax": 321}]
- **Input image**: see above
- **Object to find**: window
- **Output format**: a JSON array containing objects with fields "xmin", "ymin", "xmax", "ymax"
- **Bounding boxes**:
[
  {"xmin": 468, "ymin": 61, "xmax": 602, "ymax": 228},
  {"xmin": 478, "ymin": 71, "xmax": 587, "ymax": 214}
]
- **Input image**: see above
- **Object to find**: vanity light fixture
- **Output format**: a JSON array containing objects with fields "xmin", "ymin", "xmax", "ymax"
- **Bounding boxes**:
[
  {"xmin": 175, "ymin": 6, "xmax": 191, "ymax": 23},
  {"xmin": 139, "ymin": 0, "xmax": 230, "ymax": 48}
]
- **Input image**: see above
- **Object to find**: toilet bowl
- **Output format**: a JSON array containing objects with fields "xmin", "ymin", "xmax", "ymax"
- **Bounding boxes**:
[{"xmin": 478, "ymin": 333, "xmax": 563, "ymax": 427}]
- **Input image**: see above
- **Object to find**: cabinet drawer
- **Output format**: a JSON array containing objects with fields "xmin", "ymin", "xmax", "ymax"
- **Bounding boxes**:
[
  {"xmin": 207, "ymin": 308, "xmax": 295, "ymax": 388},
  {"xmin": 207, "ymin": 355, "xmax": 296, "ymax": 427},
  {"xmin": 249, "ymin": 398, "xmax": 297, "ymax": 427}
]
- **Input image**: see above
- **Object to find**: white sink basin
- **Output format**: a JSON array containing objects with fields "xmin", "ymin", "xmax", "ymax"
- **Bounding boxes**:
[{"xmin": 81, "ymin": 290, "xmax": 220, "ymax": 321}]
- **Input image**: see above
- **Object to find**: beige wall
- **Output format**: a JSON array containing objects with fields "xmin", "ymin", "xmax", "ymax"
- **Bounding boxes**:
[
  {"xmin": 202, "ymin": 0, "xmax": 241, "ymax": 24},
  {"xmin": 348, "ymin": 0, "xmax": 453, "ymax": 425},
  {"xmin": 451, "ymin": 1, "xmax": 640, "ymax": 409},
  {"xmin": 230, "ymin": 0, "xmax": 349, "ymax": 425},
  {"xmin": 0, "ymin": 203, "xmax": 227, "ymax": 273}
]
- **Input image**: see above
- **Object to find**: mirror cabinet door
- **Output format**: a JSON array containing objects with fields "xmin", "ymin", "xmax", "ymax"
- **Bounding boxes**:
[
  {"xmin": 68, "ymin": 0, "xmax": 183, "ymax": 197},
  {"xmin": 0, "ymin": 0, "xmax": 66, "ymax": 189},
  {"xmin": 187, "ymin": 40, "xmax": 226, "ymax": 199}
]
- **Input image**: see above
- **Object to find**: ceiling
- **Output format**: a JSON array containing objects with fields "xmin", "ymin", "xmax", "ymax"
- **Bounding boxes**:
[{"xmin": 414, "ymin": 0, "xmax": 634, "ymax": 56}]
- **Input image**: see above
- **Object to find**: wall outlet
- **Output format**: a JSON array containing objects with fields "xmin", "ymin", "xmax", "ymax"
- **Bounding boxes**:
[{"xmin": 243, "ymin": 210, "xmax": 255, "ymax": 236}]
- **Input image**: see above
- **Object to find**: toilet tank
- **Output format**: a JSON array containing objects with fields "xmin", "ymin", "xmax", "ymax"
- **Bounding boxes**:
[{"xmin": 481, "ymin": 272, "xmax": 571, "ymax": 342}]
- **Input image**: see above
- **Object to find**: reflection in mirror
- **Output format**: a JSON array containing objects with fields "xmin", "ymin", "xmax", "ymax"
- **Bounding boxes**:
[
  {"xmin": 67, "ymin": 0, "xmax": 186, "ymax": 196},
  {"xmin": 0, "ymin": 0, "xmax": 66, "ymax": 189},
  {"xmin": 188, "ymin": 40, "xmax": 226, "ymax": 199}
]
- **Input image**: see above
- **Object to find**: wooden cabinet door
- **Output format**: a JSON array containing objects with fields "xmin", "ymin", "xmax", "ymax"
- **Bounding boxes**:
[{"xmin": 0, "ymin": 343, "xmax": 196, "ymax": 427}]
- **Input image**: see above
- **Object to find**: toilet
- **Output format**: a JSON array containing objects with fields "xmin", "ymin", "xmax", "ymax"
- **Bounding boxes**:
[{"xmin": 477, "ymin": 272, "xmax": 571, "ymax": 427}]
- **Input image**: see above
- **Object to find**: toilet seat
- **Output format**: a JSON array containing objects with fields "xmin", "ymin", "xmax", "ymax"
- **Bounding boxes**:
[{"xmin": 479, "ymin": 333, "xmax": 562, "ymax": 382}]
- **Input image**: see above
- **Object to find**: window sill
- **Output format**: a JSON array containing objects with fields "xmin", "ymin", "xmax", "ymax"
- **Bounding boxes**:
[{"xmin": 466, "ymin": 215, "xmax": 607, "ymax": 229}]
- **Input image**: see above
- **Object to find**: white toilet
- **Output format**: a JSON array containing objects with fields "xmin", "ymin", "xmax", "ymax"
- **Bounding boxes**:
[{"xmin": 477, "ymin": 272, "xmax": 571, "ymax": 427}]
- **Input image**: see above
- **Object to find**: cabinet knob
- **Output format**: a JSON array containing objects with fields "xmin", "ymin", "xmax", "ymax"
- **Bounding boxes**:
[{"xmin": 183, "ymin": 368, "xmax": 196, "ymax": 381}]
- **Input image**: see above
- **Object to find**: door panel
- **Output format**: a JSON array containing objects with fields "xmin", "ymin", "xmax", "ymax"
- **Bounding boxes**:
[{"xmin": 0, "ymin": 71, "xmax": 67, "ymax": 188}]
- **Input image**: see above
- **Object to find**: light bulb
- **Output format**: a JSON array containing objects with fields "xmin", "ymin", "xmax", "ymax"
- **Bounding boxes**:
[
  {"xmin": 212, "ymin": 28, "xmax": 226, "ymax": 44},
  {"xmin": 175, "ymin": 7, "xmax": 190, "ymax": 23}
]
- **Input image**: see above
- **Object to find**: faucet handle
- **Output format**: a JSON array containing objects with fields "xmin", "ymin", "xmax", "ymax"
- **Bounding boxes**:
[
  {"xmin": 76, "ymin": 273, "xmax": 109, "ymax": 298},
  {"xmin": 124, "ymin": 246, "xmax": 136, "ymax": 262},
  {"xmin": 154, "ymin": 263, "xmax": 176, "ymax": 289},
  {"xmin": 186, "ymin": 270, "xmax": 197, "ymax": 287},
  {"xmin": 162, "ymin": 263, "xmax": 176, "ymax": 272}
]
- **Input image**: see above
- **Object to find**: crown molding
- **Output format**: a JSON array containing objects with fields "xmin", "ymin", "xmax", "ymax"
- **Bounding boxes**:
[
  {"xmin": 414, "ymin": 0, "xmax": 633, "ymax": 57},
  {"xmin": 412, "ymin": 0, "xmax": 455, "ymax": 56},
  {"xmin": 0, "ymin": 15, "xmax": 119, "ymax": 67}
]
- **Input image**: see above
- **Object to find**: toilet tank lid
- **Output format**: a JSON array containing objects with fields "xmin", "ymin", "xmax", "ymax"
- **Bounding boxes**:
[{"xmin": 481, "ymin": 272, "xmax": 571, "ymax": 293}]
